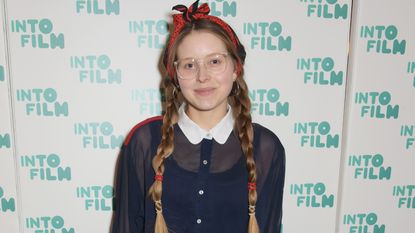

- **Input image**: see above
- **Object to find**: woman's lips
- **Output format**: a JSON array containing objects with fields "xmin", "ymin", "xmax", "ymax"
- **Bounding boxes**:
[{"xmin": 194, "ymin": 87, "xmax": 215, "ymax": 96}]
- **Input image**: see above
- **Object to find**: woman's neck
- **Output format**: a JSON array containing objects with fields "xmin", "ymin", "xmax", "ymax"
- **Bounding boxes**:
[{"xmin": 186, "ymin": 105, "xmax": 228, "ymax": 130}]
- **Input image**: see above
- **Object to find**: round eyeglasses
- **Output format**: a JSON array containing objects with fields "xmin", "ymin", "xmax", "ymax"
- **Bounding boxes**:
[{"xmin": 174, "ymin": 53, "xmax": 229, "ymax": 80}]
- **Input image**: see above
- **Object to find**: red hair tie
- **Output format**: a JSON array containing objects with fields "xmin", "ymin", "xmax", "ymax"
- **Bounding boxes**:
[
  {"xmin": 248, "ymin": 182, "xmax": 256, "ymax": 191},
  {"xmin": 155, "ymin": 174, "xmax": 163, "ymax": 182},
  {"xmin": 165, "ymin": 0, "xmax": 244, "ymax": 79}
]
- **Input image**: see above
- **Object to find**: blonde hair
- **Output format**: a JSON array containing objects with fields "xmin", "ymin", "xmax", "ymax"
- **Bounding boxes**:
[{"xmin": 149, "ymin": 19, "xmax": 259, "ymax": 233}]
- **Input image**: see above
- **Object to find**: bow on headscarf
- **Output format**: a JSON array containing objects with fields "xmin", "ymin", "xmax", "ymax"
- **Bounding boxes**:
[
  {"xmin": 172, "ymin": 0, "xmax": 210, "ymax": 22},
  {"xmin": 165, "ymin": 0, "xmax": 245, "ymax": 79}
]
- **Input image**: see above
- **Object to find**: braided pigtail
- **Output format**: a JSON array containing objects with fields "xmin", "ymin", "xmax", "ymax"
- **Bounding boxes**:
[
  {"xmin": 230, "ymin": 77, "xmax": 260, "ymax": 233},
  {"xmin": 148, "ymin": 78, "xmax": 179, "ymax": 233}
]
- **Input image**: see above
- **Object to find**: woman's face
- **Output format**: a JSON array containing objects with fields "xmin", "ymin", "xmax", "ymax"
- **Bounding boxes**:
[{"xmin": 175, "ymin": 30, "xmax": 237, "ymax": 118}]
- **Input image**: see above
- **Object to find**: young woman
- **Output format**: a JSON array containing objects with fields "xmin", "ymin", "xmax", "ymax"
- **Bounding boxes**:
[{"xmin": 111, "ymin": 1, "xmax": 285, "ymax": 233}]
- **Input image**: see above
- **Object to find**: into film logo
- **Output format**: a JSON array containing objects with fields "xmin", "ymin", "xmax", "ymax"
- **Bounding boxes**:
[
  {"xmin": 0, "ymin": 133, "xmax": 11, "ymax": 149},
  {"xmin": 243, "ymin": 21, "xmax": 292, "ymax": 51},
  {"xmin": 131, "ymin": 88, "xmax": 163, "ymax": 115},
  {"xmin": 129, "ymin": 19, "xmax": 168, "ymax": 48},
  {"xmin": 299, "ymin": 0, "xmax": 348, "ymax": 19},
  {"xmin": 70, "ymin": 55, "xmax": 122, "ymax": 84},
  {"xmin": 11, "ymin": 19, "xmax": 64, "ymax": 49},
  {"xmin": 74, "ymin": 121, "xmax": 124, "ymax": 149},
  {"xmin": 406, "ymin": 61, "xmax": 415, "ymax": 87},
  {"xmin": 249, "ymin": 88, "xmax": 289, "ymax": 117},
  {"xmin": 354, "ymin": 91, "xmax": 399, "ymax": 119},
  {"xmin": 392, "ymin": 185, "xmax": 415, "ymax": 209},
  {"xmin": 343, "ymin": 212, "xmax": 385, "ymax": 233},
  {"xmin": 360, "ymin": 25, "xmax": 406, "ymax": 55},
  {"xmin": 20, "ymin": 153, "xmax": 71, "ymax": 181},
  {"xmin": 25, "ymin": 215, "xmax": 74, "ymax": 233},
  {"xmin": 207, "ymin": 0, "xmax": 237, "ymax": 17},
  {"xmin": 348, "ymin": 153, "xmax": 391, "ymax": 180},
  {"xmin": 76, "ymin": 185, "xmax": 114, "ymax": 211},
  {"xmin": 400, "ymin": 124, "xmax": 415, "ymax": 150},
  {"xmin": 294, "ymin": 121, "xmax": 340, "ymax": 148},
  {"xmin": 0, "ymin": 186, "xmax": 16, "ymax": 212},
  {"xmin": 75, "ymin": 0, "xmax": 120, "ymax": 15},
  {"xmin": 290, "ymin": 182, "xmax": 334, "ymax": 208},
  {"xmin": 16, "ymin": 88, "xmax": 69, "ymax": 117},
  {"xmin": 296, "ymin": 56, "xmax": 344, "ymax": 86}
]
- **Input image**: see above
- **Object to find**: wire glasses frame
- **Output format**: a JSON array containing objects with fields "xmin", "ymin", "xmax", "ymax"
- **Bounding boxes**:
[{"xmin": 174, "ymin": 53, "xmax": 229, "ymax": 80}]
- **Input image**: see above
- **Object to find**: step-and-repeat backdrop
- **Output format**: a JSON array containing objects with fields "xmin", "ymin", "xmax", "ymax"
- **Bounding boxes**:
[{"xmin": 0, "ymin": 0, "xmax": 413, "ymax": 233}]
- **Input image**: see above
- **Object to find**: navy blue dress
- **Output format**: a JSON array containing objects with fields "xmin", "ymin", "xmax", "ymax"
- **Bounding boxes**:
[{"xmin": 111, "ymin": 116, "xmax": 285, "ymax": 233}]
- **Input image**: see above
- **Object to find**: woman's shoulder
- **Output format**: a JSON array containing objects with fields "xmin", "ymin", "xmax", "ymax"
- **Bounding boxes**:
[
  {"xmin": 123, "ymin": 116, "xmax": 163, "ymax": 147},
  {"xmin": 252, "ymin": 122, "xmax": 285, "ymax": 153}
]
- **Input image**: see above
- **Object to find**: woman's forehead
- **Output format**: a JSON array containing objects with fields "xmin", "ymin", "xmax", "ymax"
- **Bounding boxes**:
[{"xmin": 176, "ymin": 30, "xmax": 228, "ymax": 59}]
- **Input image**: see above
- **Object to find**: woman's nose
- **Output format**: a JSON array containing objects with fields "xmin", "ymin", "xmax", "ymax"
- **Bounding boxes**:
[{"xmin": 196, "ymin": 63, "xmax": 211, "ymax": 82}]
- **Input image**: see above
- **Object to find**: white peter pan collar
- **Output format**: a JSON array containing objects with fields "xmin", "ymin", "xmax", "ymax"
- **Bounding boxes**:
[{"xmin": 178, "ymin": 103, "xmax": 235, "ymax": 145}]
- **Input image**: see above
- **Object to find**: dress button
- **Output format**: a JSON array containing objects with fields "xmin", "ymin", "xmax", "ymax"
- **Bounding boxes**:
[
  {"xmin": 196, "ymin": 218, "xmax": 202, "ymax": 224},
  {"xmin": 198, "ymin": 190, "xmax": 204, "ymax": 195},
  {"xmin": 202, "ymin": 160, "xmax": 208, "ymax": 165}
]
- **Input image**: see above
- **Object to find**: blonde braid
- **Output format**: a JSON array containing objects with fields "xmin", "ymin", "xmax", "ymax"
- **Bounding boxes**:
[
  {"xmin": 230, "ymin": 78, "xmax": 260, "ymax": 233},
  {"xmin": 148, "ymin": 79, "xmax": 179, "ymax": 233}
]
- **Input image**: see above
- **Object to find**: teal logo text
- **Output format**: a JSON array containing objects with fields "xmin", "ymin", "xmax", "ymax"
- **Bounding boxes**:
[
  {"xmin": 0, "ymin": 133, "xmax": 11, "ymax": 149},
  {"xmin": 300, "ymin": 0, "xmax": 348, "ymax": 19},
  {"xmin": 129, "ymin": 20, "xmax": 168, "ymax": 48},
  {"xmin": 208, "ymin": 0, "xmax": 237, "ymax": 17},
  {"xmin": 343, "ymin": 212, "xmax": 385, "ymax": 233},
  {"xmin": 294, "ymin": 121, "xmax": 339, "ymax": 148},
  {"xmin": 74, "ymin": 121, "xmax": 124, "ymax": 149},
  {"xmin": 0, "ymin": 65, "xmax": 4, "ymax": 81},
  {"xmin": 400, "ymin": 124, "xmax": 415, "ymax": 149},
  {"xmin": 16, "ymin": 88, "xmax": 69, "ymax": 117},
  {"xmin": 25, "ymin": 216, "xmax": 74, "ymax": 233},
  {"xmin": 393, "ymin": 185, "xmax": 415, "ymax": 209},
  {"xmin": 76, "ymin": 185, "xmax": 114, "ymax": 211},
  {"xmin": 355, "ymin": 91, "xmax": 399, "ymax": 119},
  {"xmin": 348, "ymin": 153, "xmax": 391, "ymax": 180},
  {"xmin": 360, "ymin": 25, "xmax": 406, "ymax": 55},
  {"xmin": 11, "ymin": 19, "xmax": 64, "ymax": 49},
  {"xmin": 249, "ymin": 88, "xmax": 289, "ymax": 116},
  {"xmin": 243, "ymin": 22, "xmax": 292, "ymax": 51},
  {"xmin": 20, "ymin": 153, "xmax": 71, "ymax": 181},
  {"xmin": 0, "ymin": 186, "xmax": 15, "ymax": 212},
  {"xmin": 290, "ymin": 182, "xmax": 334, "ymax": 208},
  {"xmin": 297, "ymin": 57, "xmax": 343, "ymax": 85},
  {"xmin": 407, "ymin": 61, "xmax": 415, "ymax": 87},
  {"xmin": 70, "ymin": 55, "xmax": 122, "ymax": 84},
  {"xmin": 76, "ymin": 0, "xmax": 120, "ymax": 15},
  {"xmin": 131, "ymin": 88, "xmax": 163, "ymax": 115}
]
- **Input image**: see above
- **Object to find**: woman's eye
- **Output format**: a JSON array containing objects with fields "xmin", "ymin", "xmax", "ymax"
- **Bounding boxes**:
[
  {"xmin": 183, "ymin": 63, "xmax": 195, "ymax": 69},
  {"xmin": 210, "ymin": 59, "xmax": 221, "ymax": 65}
]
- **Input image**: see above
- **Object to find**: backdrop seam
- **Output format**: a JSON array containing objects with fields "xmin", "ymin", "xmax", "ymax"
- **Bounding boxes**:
[
  {"xmin": 1, "ymin": 0, "xmax": 24, "ymax": 232},
  {"xmin": 334, "ymin": 0, "xmax": 358, "ymax": 232}
]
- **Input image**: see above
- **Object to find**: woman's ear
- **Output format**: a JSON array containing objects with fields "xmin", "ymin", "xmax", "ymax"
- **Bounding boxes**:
[{"xmin": 232, "ymin": 61, "xmax": 238, "ymax": 81}]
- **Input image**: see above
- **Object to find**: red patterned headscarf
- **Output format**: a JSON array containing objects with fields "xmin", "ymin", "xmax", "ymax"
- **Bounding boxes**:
[{"xmin": 164, "ymin": 0, "xmax": 246, "ymax": 79}]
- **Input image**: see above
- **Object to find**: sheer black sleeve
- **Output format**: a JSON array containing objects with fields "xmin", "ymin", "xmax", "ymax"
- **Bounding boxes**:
[
  {"xmin": 266, "ymin": 137, "xmax": 285, "ymax": 233},
  {"xmin": 253, "ymin": 124, "xmax": 286, "ymax": 233},
  {"xmin": 111, "ymin": 117, "xmax": 163, "ymax": 233},
  {"xmin": 111, "ymin": 139, "xmax": 145, "ymax": 233}
]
